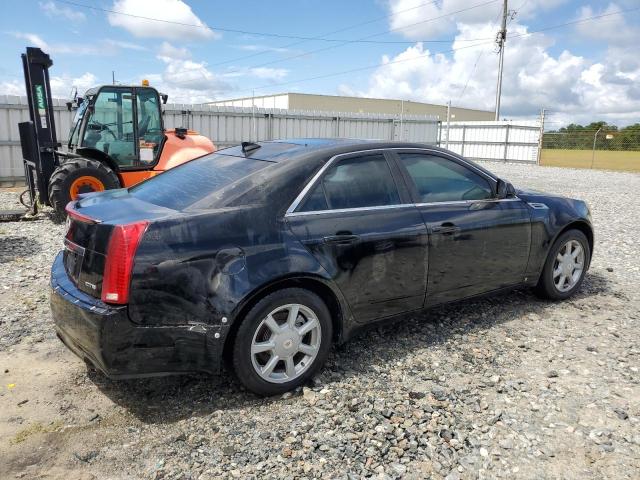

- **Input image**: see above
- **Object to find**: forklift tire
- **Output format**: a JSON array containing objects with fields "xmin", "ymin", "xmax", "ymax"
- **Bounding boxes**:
[{"xmin": 48, "ymin": 158, "xmax": 120, "ymax": 222}]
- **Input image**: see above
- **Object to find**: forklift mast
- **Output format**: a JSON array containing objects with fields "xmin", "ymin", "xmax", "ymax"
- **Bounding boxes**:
[{"xmin": 20, "ymin": 47, "xmax": 59, "ymax": 209}]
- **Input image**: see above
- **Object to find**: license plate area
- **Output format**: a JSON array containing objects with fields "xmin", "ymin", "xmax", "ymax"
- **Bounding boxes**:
[{"xmin": 63, "ymin": 238, "xmax": 86, "ymax": 285}]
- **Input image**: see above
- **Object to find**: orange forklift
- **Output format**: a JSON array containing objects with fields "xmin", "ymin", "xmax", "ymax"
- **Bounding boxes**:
[{"xmin": 9, "ymin": 47, "xmax": 215, "ymax": 221}]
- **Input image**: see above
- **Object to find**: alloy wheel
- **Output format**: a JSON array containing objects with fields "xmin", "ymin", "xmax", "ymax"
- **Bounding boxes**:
[
  {"xmin": 250, "ymin": 304, "xmax": 321, "ymax": 384},
  {"xmin": 553, "ymin": 239, "xmax": 585, "ymax": 292}
]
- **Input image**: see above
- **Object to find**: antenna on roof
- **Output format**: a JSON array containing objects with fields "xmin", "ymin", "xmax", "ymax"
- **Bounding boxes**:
[{"xmin": 241, "ymin": 141, "xmax": 261, "ymax": 154}]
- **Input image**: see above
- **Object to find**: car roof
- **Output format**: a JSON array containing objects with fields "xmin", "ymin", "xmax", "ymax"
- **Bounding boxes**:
[{"xmin": 217, "ymin": 138, "xmax": 450, "ymax": 163}]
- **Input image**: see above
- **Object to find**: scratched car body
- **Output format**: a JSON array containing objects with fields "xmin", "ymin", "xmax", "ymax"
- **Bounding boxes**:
[{"xmin": 51, "ymin": 139, "xmax": 593, "ymax": 395}]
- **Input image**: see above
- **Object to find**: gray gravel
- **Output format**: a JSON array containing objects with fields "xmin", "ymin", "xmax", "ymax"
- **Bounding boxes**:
[{"xmin": 0, "ymin": 163, "xmax": 639, "ymax": 479}]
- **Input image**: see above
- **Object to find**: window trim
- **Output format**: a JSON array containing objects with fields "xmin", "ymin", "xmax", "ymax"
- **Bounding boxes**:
[
  {"xmin": 287, "ymin": 149, "xmax": 404, "ymax": 215},
  {"xmin": 286, "ymin": 147, "xmax": 509, "ymax": 217},
  {"xmin": 388, "ymin": 148, "xmax": 498, "ymax": 204}
]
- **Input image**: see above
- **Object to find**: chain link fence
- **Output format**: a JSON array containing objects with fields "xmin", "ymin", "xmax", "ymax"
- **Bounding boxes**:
[{"xmin": 540, "ymin": 126, "xmax": 640, "ymax": 172}]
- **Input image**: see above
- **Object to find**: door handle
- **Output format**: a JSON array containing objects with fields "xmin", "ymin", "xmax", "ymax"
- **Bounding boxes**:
[
  {"xmin": 432, "ymin": 222, "xmax": 460, "ymax": 235},
  {"xmin": 323, "ymin": 234, "xmax": 360, "ymax": 244}
]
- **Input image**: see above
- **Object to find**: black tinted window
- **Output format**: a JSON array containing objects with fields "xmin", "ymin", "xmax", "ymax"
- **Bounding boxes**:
[
  {"xmin": 300, "ymin": 154, "xmax": 400, "ymax": 211},
  {"xmin": 130, "ymin": 154, "xmax": 269, "ymax": 210},
  {"xmin": 398, "ymin": 153, "xmax": 492, "ymax": 203}
]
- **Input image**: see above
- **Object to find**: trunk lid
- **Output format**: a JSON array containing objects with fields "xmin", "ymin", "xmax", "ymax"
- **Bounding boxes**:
[{"xmin": 63, "ymin": 189, "xmax": 176, "ymax": 298}]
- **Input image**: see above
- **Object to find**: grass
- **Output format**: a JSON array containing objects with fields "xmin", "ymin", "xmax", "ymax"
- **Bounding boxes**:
[
  {"xmin": 10, "ymin": 420, "xmax": 63, "ymax": 444},
  {"xmin": 540, "ymin": 149, "xmax": 640, "ymax": 172}
]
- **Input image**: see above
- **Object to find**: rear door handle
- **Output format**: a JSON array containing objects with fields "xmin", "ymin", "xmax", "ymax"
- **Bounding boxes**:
[
  {"xmin": 323, "ymin": 234, "xmax": 360, "ymax": 244},
  {"xmin": 431, "ymin": 222, "xmax": 460, "ymax": 235}
]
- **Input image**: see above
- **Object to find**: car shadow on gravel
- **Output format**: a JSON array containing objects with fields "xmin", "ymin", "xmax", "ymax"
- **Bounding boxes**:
[
  {"xmin": 0, "ymin": 236, "xmax": 41, "ymax": 264},
  {"xmin": 89, "ymin": 271, "xmax": 615, "ymax": 424}
]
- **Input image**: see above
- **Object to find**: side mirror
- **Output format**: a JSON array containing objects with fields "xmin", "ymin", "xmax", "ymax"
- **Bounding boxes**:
[{"xmin": 496, "ymin": 178, "xmax": 515, "ymax": 199}]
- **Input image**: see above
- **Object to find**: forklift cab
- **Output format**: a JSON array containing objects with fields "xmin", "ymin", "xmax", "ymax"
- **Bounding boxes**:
[{"xmin": 68, "ymin": 85, "xmax": 165, "ymax": 170}]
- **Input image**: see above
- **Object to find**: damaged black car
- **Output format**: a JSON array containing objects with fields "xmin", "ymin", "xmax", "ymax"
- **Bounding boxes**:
[{"xmin": 51, "ymin": 139, "xmax": 593, "ymax": 395}]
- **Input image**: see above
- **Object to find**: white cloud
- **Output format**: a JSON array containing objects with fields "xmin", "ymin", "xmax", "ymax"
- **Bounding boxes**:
[
  {"xmin": 0, "ymin": 72, "xmax": 97, "ymax": 99},
  {"xmin": 387, "ymin": 0, "xmax": 568, "ymax": 39},
  {"xmin": 157, "ymin": 41, "xmax": 191, "ymax": 61},
  {"xmin": 575, "ymin": 3, "xmax": 639, "ymax": 46},
  {"xmin": 341, "ymin": 21, "xmax": 640, "ymax": 125},
  {"xmin": 237, "ymin": 44, "xmax": 291, "ymax": 54},
  {"xmin": 151, "ymin": 43, "xmax": 231, "ymax": 103},
  {"xmin": 13, "ymin": 33, "xmax": 50, "ymax": 51},
  {"xmin": 248, "ymin": 67, "xmax": 289, "ymax": 81},
  {"xmin": 49, "ymin": 72, "xmax": 98, "ymax": 97},
  {"xmin": 10, "ymin": 32, "xmax": 145, "ymax": 56},
  {"xmin": 143, "ymin": 43, "xmax": 289, "ymax": 103},
  {"xmin": 39, "ymin": 1, "xmax": 86, "ymax": 22},
  {"xmin": 108, "ymin": 0, "xmax": 218, "ymax": 40},
  {"xmin": 104, "ymin": 39, "xmax": 148, "ymax": 52}
]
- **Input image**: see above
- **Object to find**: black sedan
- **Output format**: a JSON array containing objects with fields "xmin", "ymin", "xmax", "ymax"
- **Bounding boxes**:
[{"xmin": 51, "ymin": 139, "xmax": 593, "ymax": 395}]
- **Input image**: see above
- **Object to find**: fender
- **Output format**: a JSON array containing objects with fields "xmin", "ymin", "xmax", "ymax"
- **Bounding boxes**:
[{"xmin": 518, "ymin": 189, "xmax": 593, "ymax": 280}]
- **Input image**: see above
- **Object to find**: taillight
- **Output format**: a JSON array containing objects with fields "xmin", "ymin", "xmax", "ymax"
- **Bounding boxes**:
[{"xmin": 102, "ymin": 221, "xmax": 149, "ymax": 304}]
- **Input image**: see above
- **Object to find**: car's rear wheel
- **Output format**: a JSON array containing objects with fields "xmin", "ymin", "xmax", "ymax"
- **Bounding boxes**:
[
  {"xmin": 232, "ymin": 288, "xmax": 332, "ymax": 396},
  {"xmin": 535, "ymin": 229, "xmax": 590, "ymax": 300}
]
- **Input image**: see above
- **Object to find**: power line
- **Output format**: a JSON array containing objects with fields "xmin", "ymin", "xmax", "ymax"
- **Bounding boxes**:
[
  {"xmin": 208, "ymin": 0, "xmax": 442, "ymax": 67},
  {"xmin": 234, "ymin": 4, "xmax": 640, "ymax": 98},
  {"xmin": 223, "ymin": 0, "xmax": 500, "ymax": 74},
  {"xmin": 458, "ymin": 6, "xmax": 504, "ymax": 103},
  {"xmin": 57, "ymin": 0, "xmax": 495, "ymax": 45},
  {"xmin": 238, "ymin": 39, "xmax": 498, "ymax": 95},
  {"xmin": 509, "ymin": 5, "xmax": 640, "ymax": 40}
]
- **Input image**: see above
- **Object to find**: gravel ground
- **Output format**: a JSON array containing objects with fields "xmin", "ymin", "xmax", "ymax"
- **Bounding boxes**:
[{"xmin": 0, "ymin": 163, "xmax": 639, "ymax": 480}]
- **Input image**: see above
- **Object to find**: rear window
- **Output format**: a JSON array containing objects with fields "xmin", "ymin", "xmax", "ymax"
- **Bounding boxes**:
[{"xmin": 129, "ymin": 153, "xmax": 270, "ymax": 210}]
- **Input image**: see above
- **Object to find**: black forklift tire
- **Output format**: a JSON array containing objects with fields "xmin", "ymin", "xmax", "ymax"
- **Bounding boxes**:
[{"xmin": 48, "ymin": 158, "xmax": 120, "ymax": 222}]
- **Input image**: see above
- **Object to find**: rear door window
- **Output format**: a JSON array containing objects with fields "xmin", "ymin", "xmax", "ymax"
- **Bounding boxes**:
[
  {"xmin": 129, "ymin": 154, "xmax": 269, "ymax": 210},
  {"xmin": 299, "ymin": 154, "xmax": 400, "ymax": 211}
]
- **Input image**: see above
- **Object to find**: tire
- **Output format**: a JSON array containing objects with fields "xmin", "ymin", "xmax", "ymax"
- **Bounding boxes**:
[
  {"xmin": 232, "ymin": 288, "xmax": 333, "ymax": 396},
  {"xmin": 535, "ymin": 229, "xmax": 590, "ymax": 300},
  {"xmin": 48, "ymin": 158, "xmax": 120, "ymax": 222}
]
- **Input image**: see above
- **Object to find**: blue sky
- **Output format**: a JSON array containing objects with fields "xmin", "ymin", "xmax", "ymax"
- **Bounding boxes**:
[{"xmin": 1, "ymin": 0, "xmax": 639, "ymax": 125}]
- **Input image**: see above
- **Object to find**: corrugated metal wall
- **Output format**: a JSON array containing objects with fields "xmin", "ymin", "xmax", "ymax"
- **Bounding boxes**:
[
  {"xmin": 0, "ymin": 96, "xmax": 440, "ymax": 183},
  {"xmin": 163, "ymin": 104, "xmax": 440, "ymax": 148},
  {"xmin": 440, "ymin": 121, "xmax": 541, "ymax": 163}
]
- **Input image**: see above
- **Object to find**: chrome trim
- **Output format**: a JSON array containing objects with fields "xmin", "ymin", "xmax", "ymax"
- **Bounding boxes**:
[
  {"xmin": 285, "ymin": 146, "xmax": 502, "ymax": 216},
  {"xmin": 285, "ymin": 203, "xmax": 415, "ymax": 218},
  {"xmin": 528, "ymin": 202, "xmax": 549, "ymax": 209},
  {"xmin": 414, "ymin": 197, "xmax": 521, "ymax": 208},
  {"xmin": 387, "ymin": 147, "xmax": 499, "ymax": 182}
]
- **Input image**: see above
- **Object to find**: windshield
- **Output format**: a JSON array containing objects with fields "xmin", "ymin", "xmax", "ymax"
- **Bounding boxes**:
[
  {"xmin": 129, "ymin": 153, "xmax": 271, "ymax": 210},
  {"xmin": 68, "ymin": 98, "xmax": 89, "ymax": 148}
]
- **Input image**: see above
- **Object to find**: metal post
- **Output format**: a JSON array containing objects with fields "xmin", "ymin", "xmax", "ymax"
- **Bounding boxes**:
[
  {"xmin": 591, "ymin": 127, "xmax": 602, "ymax": 169},
  {"xmin": 445, "ymin": 100, "xmax": 451, "ymax": 150},
  {"xmin": 504, "ymin": 124, "xmax": 510, "ymax": 162},
  {"xmin": 460, "ymin": 125, "xmax": 466, "ymax": 157},
  {"xmin": 494, "ymin": 0, "xmax": 508, "ymax": 121},
  {"xmin": 251, "ymin": 90, "xmax": 257, "ymax": 142},
  {"xmin": 536, "ymin": 108, "xmax": 545, "ymax": 165},
  {"xmin": 400, "ymin": 99, "xmax": 404, "ymax": 141}
]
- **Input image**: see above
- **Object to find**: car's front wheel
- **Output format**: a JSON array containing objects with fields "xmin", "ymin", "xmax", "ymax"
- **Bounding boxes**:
[
  {"xmin": 232, "ymin": 288, "xmax": 333, "ymax": 396},
  {"xmin": 535, "ymin": 229, "xmax": 590, "ymax": 300}
]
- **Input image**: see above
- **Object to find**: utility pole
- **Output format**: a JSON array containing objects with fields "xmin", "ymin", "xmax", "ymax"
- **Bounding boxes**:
[
  {"xmin": 112, "ymin": 71, "xmax": 115, "ymax": 85},
  {"xmin": 494, "ymin": 0, "xmax": 508, "ymax": 121}
]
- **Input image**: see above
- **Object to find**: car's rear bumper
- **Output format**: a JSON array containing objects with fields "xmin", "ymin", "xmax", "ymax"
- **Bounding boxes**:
[{"xmin": 50, "ymin": 252, "xmax": 222, "ymax": 378}]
